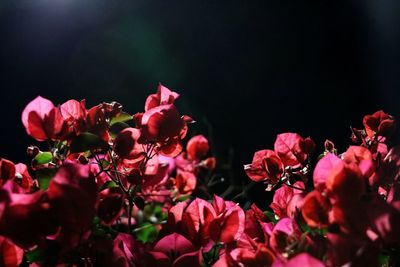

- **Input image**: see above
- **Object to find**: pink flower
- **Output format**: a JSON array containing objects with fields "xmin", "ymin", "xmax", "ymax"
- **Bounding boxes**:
[
  {"xmin": 244, "ymin": 149, "xmax": 284, "ymax": 183},
  {"xmin": 21, "ymin": 96, "xmax": 64, "ymax": 141},
  {"xmin": 113, "ymin": 128, "xmax": 145, "ymax": 162},
  {"xmin": 270, "ymin": 182, "xmax": 305, "ymax": 219},
  {"xmin": 148, "ymin": 233, "xmax": 201, "ymax": 267},
  {"xmin": 301, "ymin": 190, "xmax": 330, "ymax": 228},
  {"xmin": 0, "ymin": 188, "xmax": 56, "ymax": 248},
  {"xmin": 145, "ymin": 83, "xmax": 180, "ymax": 111},
  {"xmin": 0, "ymin": 236, "xmax": 24, "ymax": 267},
  {"xmin": 273, "ymin": 253, "xmax": 324, "ymax": 267},
  {"xmin": 175, "ymin": 170, "xmax": 197, "ymax": 196},
  {"xmin": 313, "ymin": 153, "xmax": 342, "ymax": 191},
  {"xmin": 269, "ymin": 218, "xmax": 301, "ymax": 253},
  {"xmin": 363, "ymin": 110, "xmax": 395, "ymax": 138},
  {"xmin": 187, "ymin": 135, "xmax": 210, "ymax": 161},
  {"xmin": 0, "ymin": 158, "xmax": 15, "ymax": 186},
  {"xmin": 47, "ymin": 162, "xmax": 97, "ymax": 248},
  {"xmin": 274, "ymin": 133, "xmax": 309, "ymax": 167},
  {"xmin": 209, "ymin": 196, "xmax": 245, "ymax": 244}
]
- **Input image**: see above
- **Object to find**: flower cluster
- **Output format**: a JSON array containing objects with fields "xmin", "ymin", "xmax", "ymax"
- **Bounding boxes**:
[{"xmin": 0, "ymin": 86, "xmax": 398, "ymax": 267}]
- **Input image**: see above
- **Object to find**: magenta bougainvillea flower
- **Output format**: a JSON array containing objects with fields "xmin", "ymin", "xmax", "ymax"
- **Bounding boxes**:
[
  {"xmin": 274, "ymin": 133, "xmax": 310, "ymax": 167},
  {"xmin": 148, "ymin": 233, "xmax": 201, "ymax": 267},
  {"xmin": 244, "ymin": 149, "xmax": 284, "ymax": 183},
  {"xmin": 363, "ymin": 110, "xmax": 395, "ymax": 138},
  {"xmin": 21, "ymin": 96, "xmax": 64, "ymax": 141},
  {"xmin": 113, "ymin": 127, "xmax": 145, "ymax": 161},
  {"xmin": 145, "ymin": 83, "xmax": 180, "ymax": 112},
  {"xmin": 186, "ymin": 135, "xmax": 210, "ymax": 161},
  {"xmin": 0, "ymin": 85, "xmax": 399, "ymax": 266},
  {"xmin": 0, "ymin": 236, "xmax": 24, "ymax": 267}
]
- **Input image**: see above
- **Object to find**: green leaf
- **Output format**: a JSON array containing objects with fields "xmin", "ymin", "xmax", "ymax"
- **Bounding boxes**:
[
  {"xmin": 379, "ymin": 253, "xmax": 390, "ymax": 267},
  {"xmin": 36, "ymin": 169, "xmax": 56, "ymax": 190},
  {"xmin": 25, "ymin": 247, "xmax": 46, "ymax": 263},
  {"xmin": 99, "ymin": 180, "xmax": 118, "ymax": 191},
  {"xmin": 264, "ymin": 210, "xmax": 278, "ymax": 223},
  {"xmin": 317, "ymin": 152, "xmax": 327, "ymax": 160},
  {"xmin": 99, "ymin": 159, "xmax": 110, "ymax": 169},
  {"xmin": 109, "ymin": 122, "xmax": 130, "ymax": 138},
  {"xmin": 33, "ymin": 152, "xmax": 53, "ymax": 165},
  {"xmin": 178, "ymin": 194, "xmax": 191, "ymax": 202},
  {"xmin": 110, "ymin": 112, "xmax": 133, "ymax": 126},
  {"xmin": 91, "ymin": 216, "xmax": 117, "ymax": 239},
  {"xmin": 134, "ymin": 223, "xmax": 158, "ymax": 243},
  {"xmin": 300, "ymin": 223, "xmax": 312, "ymax": 233},
  {"xmin": 69, "ymin": 132, "xmax": 107, "ymax": 153},
  {"xmin": 202, "ymin": 242, "xmax": 223, "ymax": 266}
]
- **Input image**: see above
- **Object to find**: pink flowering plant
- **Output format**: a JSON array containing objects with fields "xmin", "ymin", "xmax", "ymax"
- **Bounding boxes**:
[{"xmin": 0, "ymin": 84, "xmax": 399, "ymax": 266}]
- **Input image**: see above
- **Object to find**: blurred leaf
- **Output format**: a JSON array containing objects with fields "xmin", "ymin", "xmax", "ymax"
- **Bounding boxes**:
[
  {"xmin": 92, "ymin": 216, "xmax": 101, "ymax": 225},
  {"xmin": 25, "ymin": 247, "xmax": 45, "ymax": 263},
  {"xmin": 91, "ymin": 216, "xmax": 117, "ymax": 239},
  {"xmin": 36, "ymin": 169, "xmax": 56, "ymax": 190},
  {"xmin": 33, "ymin": 152, "xmax": 53, "ymax": 165},
  {"xmin": 134, "ymin": 196, "xmax": 145, "ymax": 210},
  {"xmin": 109, "ymin": 122, "xmax": 130, "ymax": 138},
  {"xmin": 202, "ymin": 242, "xmax": 223, "ymax": 266},
  {"xmin": 99, "ymin": 159, "xmax": 110, "ymax": 169},
  {"xmin": 300, "ymin": 223, "xmax": 312, "ymax": 234},
  {"xmin": 134, "ymin": 223, "xmax": 158, "ymax": 243},
  {"xmin": 264, "ymin": 210, "xmax": 278, "ymax": 223},
  {"xmin": 99, "ymin": 180, "xmax": 118, "ymax": 191},
  {"xmin": 110, "ymin": 112, "xmax": 133, "ymax": 126},
  {"xmin": 70, "ymin": 132, "xmax": 107, "ymax": 153},
  {"xmin": 178, "ymin": 194, "xmax": 191, "ymax": 202},
  {"xmin": 378, "ymin": 253, "xmax": 390, "ymax": 267}
]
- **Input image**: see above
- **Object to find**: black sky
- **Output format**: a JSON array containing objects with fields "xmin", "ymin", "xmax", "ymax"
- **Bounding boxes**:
[{"xmin": 1, "ymin": 0, "xmax": 400, "ymax": 199}]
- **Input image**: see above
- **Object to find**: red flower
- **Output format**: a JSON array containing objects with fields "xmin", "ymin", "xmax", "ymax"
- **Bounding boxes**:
[
  {"xmin": 148, "ymin": 233, "xmax": 201, "ymax": 267},
  {"xmin": 0, "ymin": 188, "xmax": 56, "ymax": 248},
  {"xmin": 363, "ymin": 110, "xmax": 395, "ymax": 138},
  {"xmin": 97, "ymin": 188, "xmax": 124, "ymax": 225},
  {"xmin": 270, "ymin": 182, "xmax": 305, "ymax": 219},
  {"xmin": 244, "ymin": 149, "xmax": 284, "ymax": 183},
  {"xmin": 313, "ymin": 153, "xmax": 342, "ymax": 191},
  {"xmin": 175, "ymin": 170, "xmax": 197, "ymax": 196},
  {"xmin": 209, "ymin": 196, "xmax": 245, "ymax": 243},
  {"xmin": 84, "ymin": 102, "xmax": 122, "ymax": 142},
  {"xmin": 60, "ymin": 99, "xmax": 87, "ymax": 121},
  {"xmin": 141, "ymin": 154, "xmax": 170, "ymax": 188},
  {"xmin": 21, "ymin": 96, "xmax": 64, "ymax": 141},
  {"xmin": 60, "ymin": 99, "xmax": 87, "ymax": 136},
  {"xmin": 186, "ymin": 135, "xmax": 209, "ymax": 161},
  {"xmin": 0, "ymin": 236, "xmax": 24, "ymax": 267},
  {"xmin": 14, "ymin": 163, "xmax": 33, "ymax": 193},
  {"xmin": 326, "ymin": 163, "xmax": 365, "ymax": 204},
  {"xmin": 113, "ymin": 128, "xmax": 145, "ymax": 162},
  {"xmin": 244, "ymin": 204, "xmax": 268, "ymax": 242},
  {"xmin": 112, "ymin": 233, "xmax": 151, "ymax": 267},
  {"xmin": 269, "ymin": 218, "xmax": 301, "ymax": 253},
  {"xmin": 145, "ymin": 83, "xmax": 180, "ymax": 111},
  {"xmin": 136, "ymin": 104, "xmax": 189, "ymax": 157},
  {"xmin": 161, "ymin": 198, "xmax": 217, "ymax": 245},
  {"xmin": 0, "ymin": 158, "xmax": 15, "ymax": 186},
  {"xmin": 301, "ymin": 190, "xmax": 330, "ymax": 228},
  {"xmin": 201, "ymin": 157, "xmax": 217, "ymax": 170},
  {"xmin": 139, "ymin": 104, "xmax": 185, "ymax": 142},
  {"xmin": 343, "ymin": 146, "xmax": 375, "ymax": 177},
  {"xmin": 273, "ymin": 253, "xmax": 324, "ymax": 267},
  {"xmin": 274, "ymin": 133, "xmax": 309, "ymax": 167},
  {"xmin": 214, "ymin": 242, "xmax": 275, "ymax": 267},
  {"xmin": 47, "ymin": 162, "xmax": 97, "ymax": 248}
]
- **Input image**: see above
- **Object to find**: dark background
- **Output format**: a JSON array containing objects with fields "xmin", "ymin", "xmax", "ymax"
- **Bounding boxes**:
[{"xmin": 1, "ymin": 0, "xmax": 400, "ymax": 204}]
